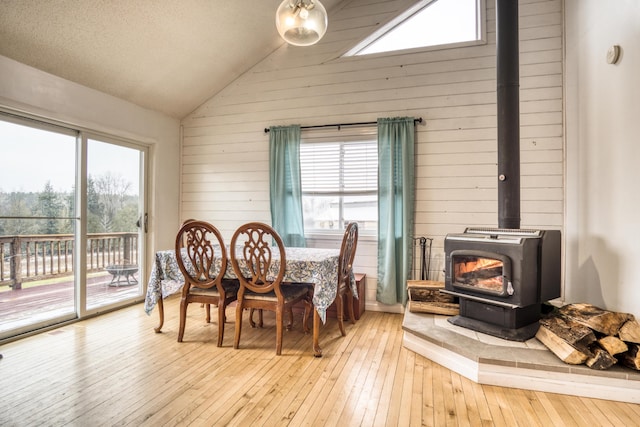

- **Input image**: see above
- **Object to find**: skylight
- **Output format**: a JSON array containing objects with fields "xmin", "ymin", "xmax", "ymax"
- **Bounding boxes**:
[{"xmin": 345, "ymin": 0, "xmax": 481, "ymax": 56}]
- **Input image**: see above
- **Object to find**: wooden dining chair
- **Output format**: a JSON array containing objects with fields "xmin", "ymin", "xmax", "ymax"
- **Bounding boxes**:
[
  {"xmin": 178, "ymin": 218, "xmax": 217, "ymax": 322},
  {"xmin": 230, "ymin": 222, "xmax": 312, "ymax": 355},
  {"xmin": 335, "ymin": 222, "xmax": 359, "ymax": 336},
  {"xmin": 175, "ymin": 220, "xmax": 238, "ymax": 346}
]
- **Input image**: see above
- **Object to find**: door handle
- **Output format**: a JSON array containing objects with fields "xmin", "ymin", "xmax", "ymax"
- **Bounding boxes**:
[{"xmin": 137, "ymin": 213, "xmax": 149, "ymax": 233}]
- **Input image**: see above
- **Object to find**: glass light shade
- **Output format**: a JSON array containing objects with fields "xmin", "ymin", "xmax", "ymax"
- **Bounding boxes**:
[{"xmin": 276, "ymin": 0, "xmax": 328, "ymax": 46}]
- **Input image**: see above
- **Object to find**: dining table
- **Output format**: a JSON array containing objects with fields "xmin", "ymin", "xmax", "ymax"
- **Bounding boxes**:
[{"xmin": 144, "ymin": 246, "xmax": 356, "ymax": 357}]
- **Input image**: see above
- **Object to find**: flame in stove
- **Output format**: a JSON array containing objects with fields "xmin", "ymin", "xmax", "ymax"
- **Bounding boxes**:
[
  {"xmin": 455, "ymin": 258, "xmax": 502, "ymax": 275},
  {"xmin": 454, "ymin": 257, "xmax": 504, "ymax": 292}
]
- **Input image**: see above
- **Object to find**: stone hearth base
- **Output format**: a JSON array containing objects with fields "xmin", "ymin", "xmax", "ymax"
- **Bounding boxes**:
[{"xmin": 402, "ymin": 311, "xmax": 640, "ymax": 404}]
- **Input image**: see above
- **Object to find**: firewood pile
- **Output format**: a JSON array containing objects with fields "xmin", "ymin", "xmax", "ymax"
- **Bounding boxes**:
[
  {"xmin": 407, "ymin": 280, "xmax": 459, "ymax": 316},
  {"xmin": 536, "ymin": 303, "xmax": 640, "ymax": 370}
]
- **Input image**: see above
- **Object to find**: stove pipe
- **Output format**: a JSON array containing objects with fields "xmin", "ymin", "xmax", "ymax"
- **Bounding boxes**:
[{"xmin": 496, "ymin": 0, "xmax": 520, "ymax": 229}]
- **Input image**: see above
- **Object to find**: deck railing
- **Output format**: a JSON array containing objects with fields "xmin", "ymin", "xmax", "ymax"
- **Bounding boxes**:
[{"xmin": 0, "ymin": 233, "xmax": 138, "ymax": 289}]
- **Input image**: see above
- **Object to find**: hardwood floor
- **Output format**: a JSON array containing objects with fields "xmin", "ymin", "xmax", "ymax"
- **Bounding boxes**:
[{"xmin": 1, "ymin": 296, "xmax": 638, "ymax": 426}]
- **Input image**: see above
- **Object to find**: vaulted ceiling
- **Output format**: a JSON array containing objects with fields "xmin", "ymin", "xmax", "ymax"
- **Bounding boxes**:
[{"xmin": 0, "ymin": 0, "xmax": 343, "ymax": 119}]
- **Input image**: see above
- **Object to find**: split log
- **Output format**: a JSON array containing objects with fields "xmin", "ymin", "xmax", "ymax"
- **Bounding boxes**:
[
  {"xmin": 536, "ymin": 327, "xmax": 589, "ymax": 365},
  {"xmin": 408, "ymin": 286, "xmax": 456, "ymax": 304},
  {"xmin": 536, "ymin": 316, "xmax": 595, "ymax": 364},
  {"xmin": 558, "ymin": 303, "xmax": 632, "ymax": 336},
  {"xmin": 539, "ymin": 316, "xmax": 596, "ymax": 355},
  {"xmin": 619, "ymin": 343, "xmax": 640, "ymax": 370},
  {"xmin": 618, "ymin": 318, "xmax": 640, "ymax": 344},
  {"xmin": 408, "ymin": 300, "xmax": 460, "ymax": 315},
  {"xmin": 585, "ymin": 347, "xmax": 617, "ymax": 370},
  {"xmin": 597, "ymin": 335, "xmax": 628, "ymax": 356},
  {"xmin": 407, "ymin": 280, "xmax": 459, "ymax": 315}
]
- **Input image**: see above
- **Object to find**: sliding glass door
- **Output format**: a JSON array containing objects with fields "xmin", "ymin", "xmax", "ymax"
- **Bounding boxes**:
[
  {"xmin": 0, "ymin": 115, "xmax": 147, "ymax": 340},
  {"xmin": 0, "ymin": 119, "xmax": 78, "ymax": 335},
  {"xmin": 85, "ymin": 137, "xmax": 145, "ymax": 310}
]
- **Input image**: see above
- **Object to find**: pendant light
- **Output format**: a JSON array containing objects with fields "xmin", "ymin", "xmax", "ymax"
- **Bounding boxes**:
[{"xmin": 275, "ymin": 0, "xmax": 328, "ymax": 46}]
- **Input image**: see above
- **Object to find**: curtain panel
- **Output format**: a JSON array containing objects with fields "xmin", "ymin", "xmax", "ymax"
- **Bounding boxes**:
[
  {"xmin": 377, "ymin": 117, "xmax": 415, "ymax": 305},
  {"xmin": 269, "ymin": 125, "xmax": 306, "ymax": 247}
]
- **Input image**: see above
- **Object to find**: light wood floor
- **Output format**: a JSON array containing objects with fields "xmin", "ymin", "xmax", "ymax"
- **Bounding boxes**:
[{"xmin": 1, "ymin": 296, "xmax": 639, "ymax": 426}]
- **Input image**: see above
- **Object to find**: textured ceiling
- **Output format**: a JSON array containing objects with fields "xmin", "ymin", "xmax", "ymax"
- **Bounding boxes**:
[{"xmin": 0, "ymin": 0, "xmax": 342, "ymax": 119}]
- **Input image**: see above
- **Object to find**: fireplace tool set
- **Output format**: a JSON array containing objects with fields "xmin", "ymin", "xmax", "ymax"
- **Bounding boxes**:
[{"xmin": 411, "ymin": 236, "xmax": 433, "ymax": 281}]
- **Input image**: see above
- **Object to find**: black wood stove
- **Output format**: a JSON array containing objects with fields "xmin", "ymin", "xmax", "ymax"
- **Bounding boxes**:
[
  {"xmin": 442, "ymin": 228, "xmax": 561, "ymax": 341},
  {"xmin": 437, "ymin": 0, "xmax": 563, "ymax": 341}
]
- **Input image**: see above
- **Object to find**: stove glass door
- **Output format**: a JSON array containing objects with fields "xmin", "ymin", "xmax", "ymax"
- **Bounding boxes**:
[{"xmin": 450, "ymin": 250, "xmax": 512, "ymax": 296}]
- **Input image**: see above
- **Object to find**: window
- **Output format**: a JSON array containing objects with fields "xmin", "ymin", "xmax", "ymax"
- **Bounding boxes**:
[
  {"xmin": 300, "ymin": 134, "xmax": 377, "ymax": 234},
  {"xmin": 344, "ymin": 0, "xmax": 482, "ymax": 57}
]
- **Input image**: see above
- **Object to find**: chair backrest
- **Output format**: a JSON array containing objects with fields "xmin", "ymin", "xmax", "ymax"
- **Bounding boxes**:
[
  {"xmin": 338, "ymin": 222, "xmax": 358, "ymax": 285},
  {"xmin": 174, "ymin": 220, "xmax": 228, "ymax": 290},
  {"xmin": 230, "ymin": 222, "xmax": 286, "ymax": 295},
  {"xmin": 177, "ymin": 219, "xmax": 198, "ymax": 249}
]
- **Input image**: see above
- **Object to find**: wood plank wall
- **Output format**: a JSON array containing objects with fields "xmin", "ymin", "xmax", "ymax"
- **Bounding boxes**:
[{"xmin": 180, "ymin": 0, "xmax": 564, "ymax": 309}]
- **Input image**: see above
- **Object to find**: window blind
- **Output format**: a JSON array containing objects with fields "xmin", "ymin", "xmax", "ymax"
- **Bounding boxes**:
[{"xmin": 300, "ymin": 140, "xmax": 377, "ymax": 195}]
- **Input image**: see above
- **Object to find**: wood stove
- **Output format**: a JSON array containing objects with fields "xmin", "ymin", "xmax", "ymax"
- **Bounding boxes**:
[
  {"xmin": 434, "ymin": 0, "xmax": 563, "ymax": 341},
  {"xmin": 442, "ymin": 228, "xmax": 561, "ymax": 341}
]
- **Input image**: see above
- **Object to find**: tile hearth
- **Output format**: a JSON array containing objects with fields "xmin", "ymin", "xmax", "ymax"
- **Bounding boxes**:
[{"xmin": 402, "ymin": 311, "xmax": 640, "ymax": 404}]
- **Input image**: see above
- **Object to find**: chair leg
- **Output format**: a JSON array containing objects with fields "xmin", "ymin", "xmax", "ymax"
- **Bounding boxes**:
[
  {"xmin": 205, "ymin": 303, "xmax": 211, "ymax": 323},
  {"xmin": 217, "ymin": 303, "xmax": 225, "ymax": 347},
  {"xmin": 346, "ymin": 290, "xmax": 356, "ymax": 324},
  {"xmin": 276, "ymin": 307, "xmax": 283, "ymax": 355},
  {"xmin": 249, "ymin": 308, "xmax": 256, "ymax": 328},
  {"xmin": 177, "ymin": 298, "xmax": 188, "ymax": 342},
  {"xmin": 336, "ymin": 294, "xmax": 346, "ymax": 337},
  {"xmin": 234, "ymin": 303, "xmax": 243, "ymax": 349},
  {"xmin": 286, "ymin": 307, "xmax": 294, "ymax": 331},
  {"xmin": 249, "ymin": 308, "xmax": 264, "ymax": 328}
]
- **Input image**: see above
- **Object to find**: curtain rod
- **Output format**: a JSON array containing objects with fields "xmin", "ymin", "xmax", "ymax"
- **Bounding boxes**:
[{"xmin": 264, "ymin": 117, "xmax": 423, "ymax": 133}]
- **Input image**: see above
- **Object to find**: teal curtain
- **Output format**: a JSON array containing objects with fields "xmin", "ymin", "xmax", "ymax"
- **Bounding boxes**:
[
  {"xmin": 377, "ymin": 117, "xmax": 415, "ymax": 305},
  {"xmin": 269, "ymin": 125, "xmax": 306, "ymax": 247}
]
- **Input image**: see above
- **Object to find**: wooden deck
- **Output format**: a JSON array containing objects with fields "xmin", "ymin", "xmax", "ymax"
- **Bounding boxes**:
[
  {"xmin": 0, "ymin": 296, "xmax": 638, "ymax": 426},
  {"xmin": 0, "ymin": 272, "xmax": 140, "ymax": 335}
]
